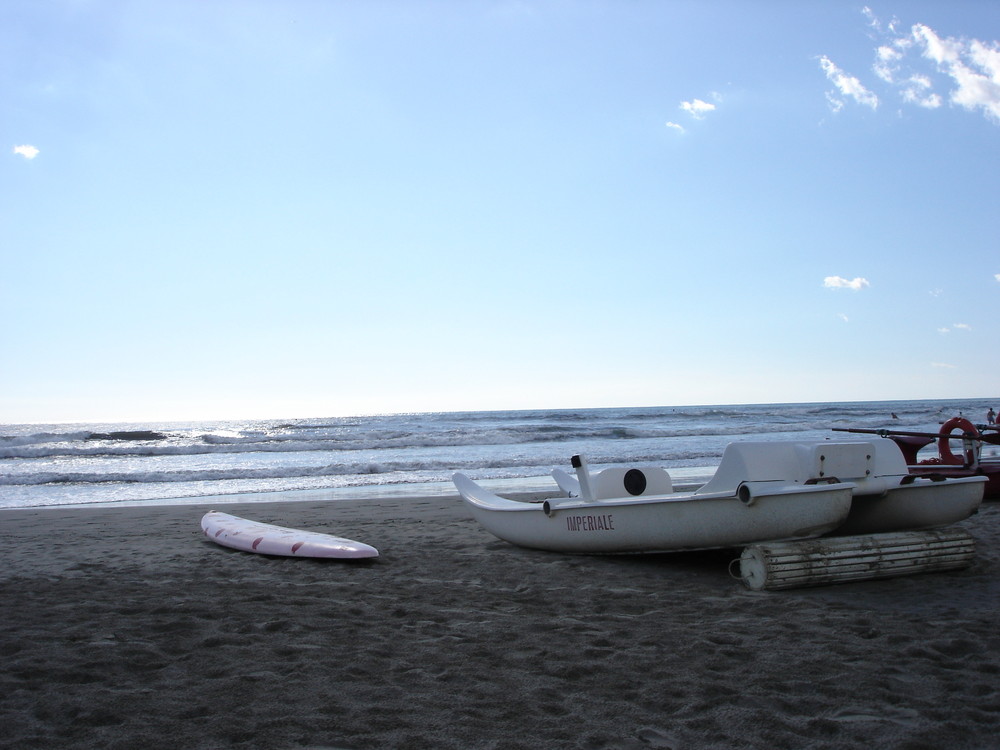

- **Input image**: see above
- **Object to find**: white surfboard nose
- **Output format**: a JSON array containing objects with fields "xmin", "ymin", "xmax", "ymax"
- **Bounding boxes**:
[{"xmin": 200, "ymin": 511, "xmax": 378, "ymax": 559}]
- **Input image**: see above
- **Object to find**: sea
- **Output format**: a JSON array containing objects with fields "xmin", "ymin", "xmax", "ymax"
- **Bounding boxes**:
[{"xmin": 2, "ymin": 399, "xmax": 997, "ymax": 510}]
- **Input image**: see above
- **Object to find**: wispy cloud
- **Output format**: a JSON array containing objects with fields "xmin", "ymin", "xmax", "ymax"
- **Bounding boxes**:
[
  {"xmin": 680, "ymin": 98, "xmax": 716, "ymax": 119},
  {"xmin": 824, "ymin": 276, "xmax": 870, "ymax": 291},
  {"xmin": 862, "ymin": 6, "xmax": 894, "ymax": 34},
  {"xmin": 667, "ymin": 93, "xmax": 721, "ymax": 132},
  {"xmin": 831, "ymin": 10, "xmax": 1000, "ymax": 123},
  {"xmin": 819, "ymin": 56, "xmax": 879, "ymax": 111},
  {"xmin": 13, "ymin": 145, "xmax": 39, "ymax": 159},
  {"xmin": 911, "ymin": 24, "xmax": 1000, "ymax": 121},
  {"xmin": 995, "ymin": 273, "xmax": 1000, "ymax": 283},
  {"xmin": 901, "ymin": 74, "xmax": 943, "ymax": 109},
  {"xmin": 838, "ymin": 313, "xmax": 850, "ymax": 323},
  {"xmin": 874, "ymin": 44, "xmax": 905, "ymax": 83},
  {"xmin": 937, "ymin": 323, "xmax": 972, "ymax": 334},
  {"xmin": 931, "ymin": 361, "xmax": 957, "ymax": 369}
]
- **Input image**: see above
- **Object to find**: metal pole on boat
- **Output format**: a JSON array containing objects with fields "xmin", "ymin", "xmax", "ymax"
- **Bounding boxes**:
[{"xmin": 571, "ymin": 454, "xmax": 596, "ymax": 502}]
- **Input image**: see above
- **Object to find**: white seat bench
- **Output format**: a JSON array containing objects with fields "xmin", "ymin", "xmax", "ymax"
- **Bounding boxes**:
[
  {"xmin": 590, "ymin": 466, "xmax": 673, "ymax": 498},
  {"xmin": 694, "ymin": 441, "xmax": 896, "ymax": 495}
]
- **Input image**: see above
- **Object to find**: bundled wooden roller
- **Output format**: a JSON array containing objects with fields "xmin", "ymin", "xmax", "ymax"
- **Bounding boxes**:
[{"xmin": 738, "ymin": 528, "xmax": 975, "ymax": 591}]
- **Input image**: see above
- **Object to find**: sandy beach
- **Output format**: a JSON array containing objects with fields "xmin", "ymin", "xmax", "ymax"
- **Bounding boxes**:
[{"xmin": 1, "ymin": 494, "xmax": 998, "ymax": 750}]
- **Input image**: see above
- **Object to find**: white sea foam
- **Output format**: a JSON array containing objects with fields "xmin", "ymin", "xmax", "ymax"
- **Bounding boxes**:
[{"xmin": 0, "ymin": 399, "xmax": 992, "ymax": 508}]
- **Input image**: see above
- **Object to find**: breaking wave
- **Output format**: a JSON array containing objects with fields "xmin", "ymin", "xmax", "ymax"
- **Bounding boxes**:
[{"xmin": 1, "ymin": 398, "xmax": 990, "ymax": 507}]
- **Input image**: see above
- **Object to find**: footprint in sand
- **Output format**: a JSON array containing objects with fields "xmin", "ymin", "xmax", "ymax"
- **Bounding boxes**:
[{"xmin": 590, "ymin": 727, "xmax": 678, "ymax": 749}]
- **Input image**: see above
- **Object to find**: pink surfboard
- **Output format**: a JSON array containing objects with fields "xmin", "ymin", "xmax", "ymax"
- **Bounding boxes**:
[{"xmin": 201, "ymin": 511, "xmax": 379, "ymax": 559}]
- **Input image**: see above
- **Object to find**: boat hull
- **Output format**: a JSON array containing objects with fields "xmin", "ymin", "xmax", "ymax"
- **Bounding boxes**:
[
  {"xmin": 835, "ymin": 475, "xmax": 987, "ymax": 536},
  {"xmin": 835, "ymin": 427, "xmax": 1000, "ymax": 500},
  {"xmin": 905, "ymin": 463, "xmax": 1000, "ymax": 500},
  {"xmin": 453, "ymin": 473, "xmax": 854, "ymax": 554}
]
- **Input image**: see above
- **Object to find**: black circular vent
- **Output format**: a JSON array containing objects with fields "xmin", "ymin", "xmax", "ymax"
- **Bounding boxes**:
[{"xmin": 623, "ymin": 469, "xmax": 647, "ymax": 496}]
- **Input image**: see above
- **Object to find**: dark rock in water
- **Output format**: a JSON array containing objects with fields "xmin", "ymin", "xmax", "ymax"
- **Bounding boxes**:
[{"xmin": 85, "ymin": 430, "xmax": 167, "ymax": 441}]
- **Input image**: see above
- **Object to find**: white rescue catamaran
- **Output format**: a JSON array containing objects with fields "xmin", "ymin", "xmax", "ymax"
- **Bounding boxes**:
[{"xmin": 453, "ymin": 440, "xmax": 986, "ymax": 554}]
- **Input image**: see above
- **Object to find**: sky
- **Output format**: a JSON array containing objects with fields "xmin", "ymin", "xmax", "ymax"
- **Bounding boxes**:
[{"xmin": 2, "ymin": 1, "xmax": 999, "ymax": 424}]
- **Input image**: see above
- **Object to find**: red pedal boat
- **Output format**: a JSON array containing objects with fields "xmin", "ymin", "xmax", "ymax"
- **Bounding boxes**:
[{"xmin": 835, "ymin": 417, "xmax": 1000, "ymax": 499}]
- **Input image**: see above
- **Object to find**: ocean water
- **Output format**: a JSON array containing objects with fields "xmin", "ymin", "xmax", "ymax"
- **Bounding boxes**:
[{"xmin": 2, "ymin": 399, "xmax": 997, "ymax": 509}]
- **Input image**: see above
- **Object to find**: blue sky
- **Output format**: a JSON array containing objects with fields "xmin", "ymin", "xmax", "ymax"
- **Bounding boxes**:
[{"xmin": 3, "ymin": 1, "xmax": 998, "ymax": 424}]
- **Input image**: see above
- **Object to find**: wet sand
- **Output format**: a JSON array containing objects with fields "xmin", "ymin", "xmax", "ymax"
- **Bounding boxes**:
[{"xmin": 1, "ymin": 495, "xmax": 998, "ymax": 749}]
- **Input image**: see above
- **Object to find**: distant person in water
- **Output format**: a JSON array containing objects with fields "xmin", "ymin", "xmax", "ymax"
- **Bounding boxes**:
[
  {"xmin": 891, "ymin": 413, "xmax": 899, "ymax": 419},
  {"xmin": 989, "ymin": 407, "xmax": 996, "ymax": 425}
]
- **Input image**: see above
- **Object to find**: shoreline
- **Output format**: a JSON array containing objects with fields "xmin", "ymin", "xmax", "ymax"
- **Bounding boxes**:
[
  {"xmin": 3, "ymin": 466, "xmax": 719, "ymax": 511},
  {"xmin": 2, "ymin": 495, "xmax": 999, "ymax": 748}
]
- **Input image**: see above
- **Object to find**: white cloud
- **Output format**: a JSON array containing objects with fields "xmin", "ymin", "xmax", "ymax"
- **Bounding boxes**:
[
  {"xmin": 13, "ymin": 145, "xmax": 39, "ymax": 159},
  {"xmin": 937, "ymin": 327, "xmax": 951, "ymax": 334},
  {"xmin": 952, "ymin": 322, "xmax": 972, "ymax": 330},
  {"xmin": 929, "ymin": 288, "xmax": 943, "ymax": 297},
  {"xmin": 679, "ymin": 98, "xmax": 716, "ymax": 119},
  {"xmin": 838, "ymin": 313, "xmax": 850, "ymax": 323},
  {"xmin": 823, "ymin": 275, "xmax": 870, "ymax": 291},
  {"xmin": 819, "ymin": 56, "xmax": 879, "ymax": 110},
  {"xmin": 669, "ymin": 94, "xmax": 720, "ymax": 130},
  {"xmin": 912, "ymin": 24, "xmax": 962, "ymax": 66},
  {"xmin": 855, "ymin": 11, "xmax": 1000, "ymax": 124},
  {"xmin": 901, "ymin": 75, "xmax": 943, "ymax": 108},
  {"xmin": 824, "ymin": 12, "xmax": 1000, "ymax": 124},
  {"xmin": 931, "ymin": 361, "xmax": 957, "ymax": 369},
  {"xmin": 911, "ymin": 24, "xmax": 1000, "ymax": 121},
  {"xmin": 874, "ymin": 45, "xmax": 904, "ymax": 82},
  {"xmin": 995, "ymin": 274, "xmax": 1000, "ymax": 283},
  {"xmin": 864, "ymin": 6, "xmax": 904, "ymax": 36}
]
